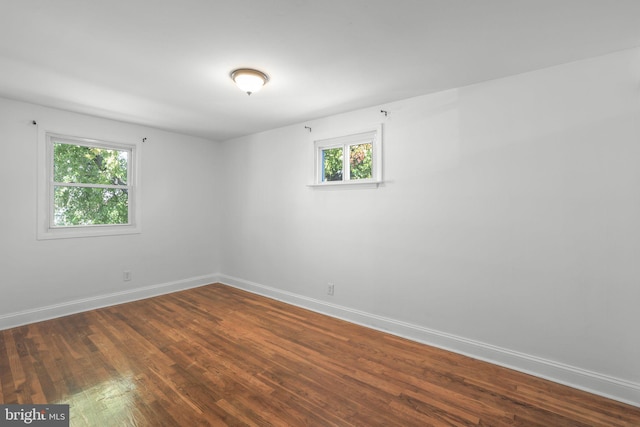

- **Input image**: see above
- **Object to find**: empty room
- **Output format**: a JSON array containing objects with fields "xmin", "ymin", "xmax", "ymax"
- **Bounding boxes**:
[{"xmin": 1, "ymin": 1, "xmax": 639, "ymax": 425}]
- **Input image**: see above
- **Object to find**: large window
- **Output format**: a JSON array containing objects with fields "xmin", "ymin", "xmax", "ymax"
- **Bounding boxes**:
[
  {"xmin": 38, "ymin": 133, "xmax": 140, "ymax": 239},
  {"xmin": 313, "ymin": 126, "xmax": 382, "ymax": 186}
]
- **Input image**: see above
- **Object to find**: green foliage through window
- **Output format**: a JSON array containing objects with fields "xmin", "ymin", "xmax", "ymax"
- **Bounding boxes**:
[
  {"xmin": 322, "ymin": 147, "xmax": 343, "ymax": 181},
  {"xmin": 52, "ymin": 142, "xmax": 130, "ymax": 226},
  {"xmin": 349, "ymin": 143, "xmax": 372, "ymax": 180},
  {"xmin": 321, "ymin": 143, "xmax": 372, "ymax": 182}
]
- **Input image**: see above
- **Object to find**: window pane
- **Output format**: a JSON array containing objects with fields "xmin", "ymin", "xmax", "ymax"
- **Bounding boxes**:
[
  {"xmin": 322, "ymin": 147, "xmax": 343, "ymax": 181},
  {"xmin": 54, "ymin": 143, "xmax": 128, "ymax": 185},
  {"xmin": 349, "ymin": 143, "xmax": 372, "ymax": 180},
  {"xmin": 54, "ymin": 186, "xmax": 129, "ymax": 226}
]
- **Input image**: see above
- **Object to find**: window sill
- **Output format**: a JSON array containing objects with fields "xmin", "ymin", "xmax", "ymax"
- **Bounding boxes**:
[
  {"xmin": 307, "ymin": 180, "xmax": 382, "ymax": 189},
  {"xmin": 37, "ymin": 224, "xmax": 141, "ymax": 240}
]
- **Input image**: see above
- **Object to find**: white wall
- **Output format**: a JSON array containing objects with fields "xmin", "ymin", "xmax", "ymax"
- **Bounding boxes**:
[
  {"xmin": 220, "ymin": 47, "xmax": 640, "ymax": 405},
  {"xmin": 0, "ymin": 98, "xmax": 221, "ymax": 327}
]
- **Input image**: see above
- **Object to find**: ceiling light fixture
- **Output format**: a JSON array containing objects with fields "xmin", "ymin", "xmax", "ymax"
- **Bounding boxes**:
[{"xmin": 230, "ymin": 68, "xmax": 269, "ymax": 95}]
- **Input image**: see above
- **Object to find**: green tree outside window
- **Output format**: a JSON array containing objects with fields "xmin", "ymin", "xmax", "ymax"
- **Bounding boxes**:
[{"xmin": 53, "ymin": 143, "xmax": 129, "ymax": 226}]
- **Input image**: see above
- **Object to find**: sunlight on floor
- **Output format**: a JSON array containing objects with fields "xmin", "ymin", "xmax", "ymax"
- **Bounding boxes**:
[{"xmin": 58, "ymin": 375, "xmax": 141, "ymax": 426}]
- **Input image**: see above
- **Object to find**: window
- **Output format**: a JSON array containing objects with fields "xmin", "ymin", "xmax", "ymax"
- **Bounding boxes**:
[
  {"xmin": 38, "ymin": 133, "xmax": 140, "ymax": 239},
  {"xmin": 313, "ymin": 126, "xmax": 382, "ymax": 186}
]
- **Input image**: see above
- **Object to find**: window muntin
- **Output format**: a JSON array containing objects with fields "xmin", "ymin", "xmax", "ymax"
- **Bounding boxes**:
[{"xmin": 314, "ymin": 126, "xmax": 381, "ymax": 186}]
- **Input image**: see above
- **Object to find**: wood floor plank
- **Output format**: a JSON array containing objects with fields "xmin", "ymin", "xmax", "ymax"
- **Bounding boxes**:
[{"xmin": 1, "ymin": 283, "xmax": 639, "ymax": 426}]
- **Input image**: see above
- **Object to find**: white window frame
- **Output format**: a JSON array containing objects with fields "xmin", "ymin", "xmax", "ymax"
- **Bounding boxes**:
[
  {"xmin": 37, "ymin": 132, "xmax": 141, "ymax": 240},
  {"xmin": 311, "ymin": 125, "xmax": 382, "ymax": 187}
]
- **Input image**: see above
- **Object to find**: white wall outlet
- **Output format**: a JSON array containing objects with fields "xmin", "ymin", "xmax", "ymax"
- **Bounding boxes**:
[
  {"xmin": 327, "ymin": 283, "xmax": 335, "ymax": 296},
  {"xmin": 123, "ymin": 271, "xmax": 132, "ymax": 281}
]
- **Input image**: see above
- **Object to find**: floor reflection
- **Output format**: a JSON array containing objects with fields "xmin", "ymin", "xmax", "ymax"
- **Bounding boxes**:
[{"xmin": 58, "ymin": 375, "xmax": 141, "ymax": 426}]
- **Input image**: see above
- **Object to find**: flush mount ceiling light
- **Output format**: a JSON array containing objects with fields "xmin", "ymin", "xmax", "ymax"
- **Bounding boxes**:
[{"xmin": 230, "ymin": 68, "xmax": 269, "ymax": 95}]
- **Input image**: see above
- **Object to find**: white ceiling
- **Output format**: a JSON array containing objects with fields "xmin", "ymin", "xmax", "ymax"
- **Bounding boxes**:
[{"xmin": 1, "ymin": 1, "xmax": 639, "ymax": 141}]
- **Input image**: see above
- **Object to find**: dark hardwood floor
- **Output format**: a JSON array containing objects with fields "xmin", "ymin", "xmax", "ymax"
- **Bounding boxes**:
[{"xmin": 0, "ymin": 283, "xmax": 638, "ymax": 426}]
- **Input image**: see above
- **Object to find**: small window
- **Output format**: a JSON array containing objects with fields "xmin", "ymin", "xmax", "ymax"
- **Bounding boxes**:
[
  {"xmin": 314, "ymin": 126, "xmax": 381, "ymax": 186},
  {"xmin": 38, "ymin": 133, "xmax": 140, "ymax": 239}
]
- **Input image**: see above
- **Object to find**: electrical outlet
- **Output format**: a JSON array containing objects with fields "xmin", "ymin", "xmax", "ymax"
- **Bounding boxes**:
[
  {"xmin": 327, "ymin": 283, "xmax": 335, "ymax": 296},
  {"xmin": 123, "ymin": 271, "xmax": 132, "ymax": 281}
]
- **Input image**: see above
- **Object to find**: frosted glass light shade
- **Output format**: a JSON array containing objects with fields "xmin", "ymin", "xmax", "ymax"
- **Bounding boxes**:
[{"xmin": 231, "ymin": 69, "xmax": 269, "ymax": 95}]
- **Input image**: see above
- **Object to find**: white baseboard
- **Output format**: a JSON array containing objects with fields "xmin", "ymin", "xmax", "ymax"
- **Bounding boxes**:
[
  {"xmin": 218, "ymin": 274, "xmax": 640, "ymax": 408},
  {"xmin": 0, "ymin": 273, "xmax": 220, "ymax": 331}
]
